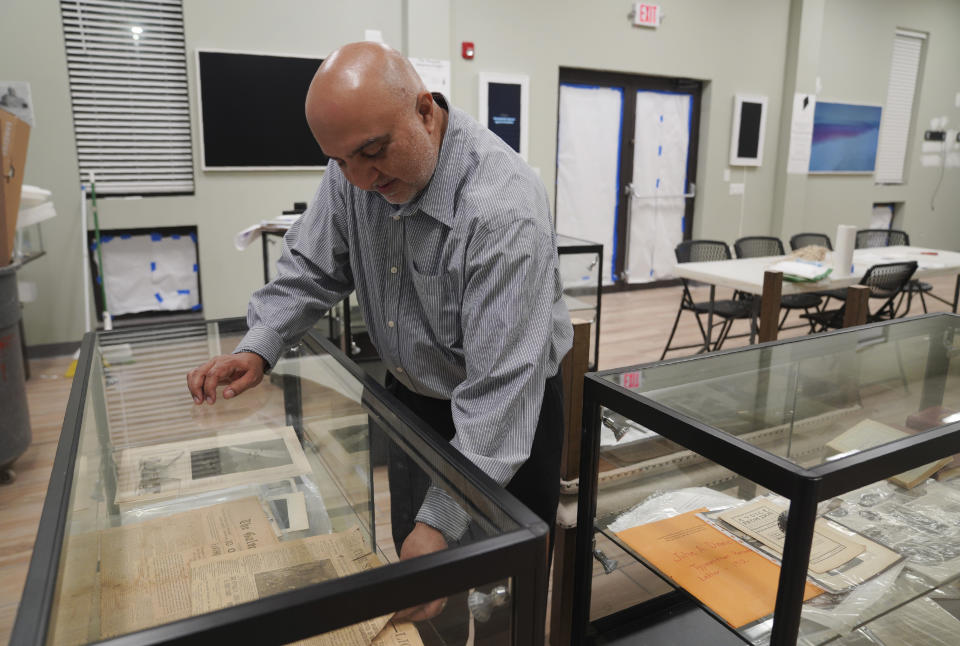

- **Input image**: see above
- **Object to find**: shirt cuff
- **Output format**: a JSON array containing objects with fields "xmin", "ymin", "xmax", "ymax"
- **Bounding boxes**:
[
  {"xmin": 233, "ymin": 325, "xmax": 286, "ymax": 370},
  {"xmin": 416, "ymin": 485, "xmax": 472, "ymax": 544}
]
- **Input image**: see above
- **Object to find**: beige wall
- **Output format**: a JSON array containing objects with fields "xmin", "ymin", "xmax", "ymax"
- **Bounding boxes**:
[
  {"xmin": 801, "ymin": 0, "xmax": 960, "ymax": 248},
  {"xmin": 3, "ymin": 0, "xmax": 959, "ymax": 347}
]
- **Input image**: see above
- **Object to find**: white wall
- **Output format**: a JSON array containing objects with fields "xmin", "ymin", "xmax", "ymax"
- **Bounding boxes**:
[
  {"xmin": 3, "ymin": 0, "xmax": 959, "ymax": 348},
  {"xmin": 800, "ymin": 0, "xmax": 960, "ymax": 248}
]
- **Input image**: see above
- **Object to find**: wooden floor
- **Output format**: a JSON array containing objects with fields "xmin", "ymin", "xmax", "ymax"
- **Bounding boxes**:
[{"xmin": 2, "ymin": 275, "xmax": 957, "ymax": 644}]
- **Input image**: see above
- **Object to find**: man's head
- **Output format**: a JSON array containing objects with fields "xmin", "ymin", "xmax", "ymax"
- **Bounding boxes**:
[{"xmin": 305, "ymin": 42, "xmax": 446, "ymax": 204}]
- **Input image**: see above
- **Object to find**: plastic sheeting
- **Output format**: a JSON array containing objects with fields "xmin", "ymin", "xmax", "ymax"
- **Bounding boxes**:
[
  {"xmin": 555, "ymin": 84, "xmax": 623, "ymax": 286},
  {"xmin": 627, "ymin": 91, "xmax": 691, "ymax": 283},
  {"xmin": 94, "ymin": 233, "xmax": 200, "ymax": 316}
]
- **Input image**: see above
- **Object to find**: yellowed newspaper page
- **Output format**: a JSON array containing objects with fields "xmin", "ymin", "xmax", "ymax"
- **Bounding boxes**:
[
  {"xmin": 192, "ymin": 527, "xmax": 416, "ymax": 645},
  {"xmin": 99, "ymin": 497, "xmax": 278, "ymax": 638}
]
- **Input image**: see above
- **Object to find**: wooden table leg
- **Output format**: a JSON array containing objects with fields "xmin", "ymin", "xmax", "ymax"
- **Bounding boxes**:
[
  {"xmin": 842, "ymin": 285, "xmax": 871, "ymax": 328},
  {"xmin": 758, "ymin": 270, "xmax": 783, "ymax": 343}
]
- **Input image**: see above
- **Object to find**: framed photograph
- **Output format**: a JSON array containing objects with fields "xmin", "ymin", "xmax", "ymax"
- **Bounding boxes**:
[
  {"xmin": 809, "ymin": 101, "xmax": 883, "ymax": 173},
  {"xmin": 729, "ymin": 94, "xmax": 768, "ymax": 166},
  {"xmin": 478, "ymin": 72, "xmax": 529, "ymax": 161}
]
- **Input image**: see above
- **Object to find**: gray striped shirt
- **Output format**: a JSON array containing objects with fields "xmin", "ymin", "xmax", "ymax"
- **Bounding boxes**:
[{"xmin": 237, "ymin": 97, "xmax": 573, "ymax": 540}]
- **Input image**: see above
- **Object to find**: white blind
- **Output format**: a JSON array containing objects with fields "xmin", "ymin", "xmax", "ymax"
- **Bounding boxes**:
[
  {"xmin": 61, "ymin": 0, "xmax": 194, "ymax": 195},
  {"xmin": 874, "ymin": 30, "xmax": 925, "ymax": 184}
]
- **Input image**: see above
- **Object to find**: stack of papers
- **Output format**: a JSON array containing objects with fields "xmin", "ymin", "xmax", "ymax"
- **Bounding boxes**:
[{"xmin": 767, "ymin": 260, "xmax": 832, "ymax": 282}]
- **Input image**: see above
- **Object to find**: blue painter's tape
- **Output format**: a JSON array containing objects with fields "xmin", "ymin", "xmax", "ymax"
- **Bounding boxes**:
[
  {"xmin": 177, "ymin": 289, "xmax": 190, "ymax": 295},
  {"xmin": 192, "ymin": 263, "xmax": 198, "ymax": 272},
  {"xmin": 191, "ymin": 303, "xmax": 202, "ymax": 311},
  {"xmin": 150, "ymin": 232, "xmax": 162, "ymax": 242},
  {"xmin": 150, "ymin": 261, "xmax": 156, "ymax": 272},
  {"xmin": 120, "ymin": 233, "xmax": 132, "ymax": 239},
  {"xmin": 101, "ymin": 235, "xmax": 114, "ymax": 244},
  {"xmin": 189, "ymin": 232, "xmax": 197, "ymax": 243},
  {"xmin": 154, "ymin": 293, "xmax": 163, "ymax": 303},
  {"xmin": 658, "ymin": 145, "xmax": 662, "ymax": 156},
  {"xmin": 171, "ymin": 234, "xmax": 181, "ymax": 240}
]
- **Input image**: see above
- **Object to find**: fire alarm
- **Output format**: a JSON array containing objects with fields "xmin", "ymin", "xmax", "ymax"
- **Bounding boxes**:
[{"xmin": 462, "ymin": 42, "xmax": 475, "ymax": 60}]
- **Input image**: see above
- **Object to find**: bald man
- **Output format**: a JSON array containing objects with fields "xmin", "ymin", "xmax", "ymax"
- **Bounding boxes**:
[{"xmin": 187, "ymin": 42, "xmax": 572, "ymax": 634}]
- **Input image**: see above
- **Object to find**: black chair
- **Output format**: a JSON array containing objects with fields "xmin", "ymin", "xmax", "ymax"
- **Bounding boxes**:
[
  {"xmin": 789, "ymin": 232, "xmax": 833, "ymax": 251},
  {"xmin": 802, "ymin": 261, "xmax": 918, "ymax": 332},
  {"xmin": 733, "ymin": 236, "xmax": 823, "ymax": 331},
  {"xmin": 855, "ymin": 229, "xmax": 909, "ymax": 249},
  {"xmin": 855, "ymin": 228, "xmax": 937, "ymax": 314},
  {"xmin": 661, "ymin": 240, "xmax": 754, "ymax": 359}
]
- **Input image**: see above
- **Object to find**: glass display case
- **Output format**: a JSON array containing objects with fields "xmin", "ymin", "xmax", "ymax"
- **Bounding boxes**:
[
  {"xmin": 557, "ymin": 234, "xmax": 602, "ymax": 371},
  {"xmin": 572, "ymin": 313, "xmax": 960, "ymax": 645},
  {"xmin": 12, "ymin": 318, "xmax": 548, "ymax": 646}
]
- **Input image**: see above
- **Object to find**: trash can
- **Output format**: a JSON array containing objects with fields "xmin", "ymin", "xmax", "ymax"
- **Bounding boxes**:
[{"xmin": 0, "ymin": 262, "xmax": 30, "ymax": 484}]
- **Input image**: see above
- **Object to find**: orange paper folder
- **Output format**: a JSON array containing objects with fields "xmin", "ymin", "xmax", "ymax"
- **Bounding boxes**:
[{"xmin": 616, "ymin": 509, "xmax": 823, "ymax": 628}]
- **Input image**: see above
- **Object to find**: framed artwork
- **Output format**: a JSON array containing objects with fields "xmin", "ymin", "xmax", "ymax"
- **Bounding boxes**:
[
  {"xmin": 809, "ymin": 101, "xmax": 883, "ymax": 173},
  {"xmin": 729, "ymin": 94, "xmax": 768, "ymax": 166},
  {"xmin": 478, "ymin": 72, "xmax": 529, "ymax": 161}
]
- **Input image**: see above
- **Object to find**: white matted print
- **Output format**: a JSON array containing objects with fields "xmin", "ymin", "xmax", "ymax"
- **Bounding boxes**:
[
  {"xmin": 729, "ymin": 94, "xmax": 767, "ymax": 166},
  {"xmin": 478, "ymin": 72, "xmax": 529, "ymax": 161}
]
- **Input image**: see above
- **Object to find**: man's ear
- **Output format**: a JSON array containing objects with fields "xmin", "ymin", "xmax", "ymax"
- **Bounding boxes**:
[{"xmin": 416, "ymin": 91, "xmax": 435, "ymax": 128}]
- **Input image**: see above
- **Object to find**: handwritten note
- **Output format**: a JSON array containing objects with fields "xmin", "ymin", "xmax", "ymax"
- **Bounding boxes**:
[{"xmin": 616, "ymin": 509, "xmax": 823, "ymax": 628}]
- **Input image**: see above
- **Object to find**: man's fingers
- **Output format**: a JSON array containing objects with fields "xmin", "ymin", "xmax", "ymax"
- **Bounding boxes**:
[
  {"xmin": 393, "ymin": 597, "xmax": 446, "ymax": 623},
  {"xmin": 187, "ymin": 359, "xmax": 216, "ymax": 404},
  {"xmin": 223, "ymin": 365, "xmax": 263, "ymax": 399}
]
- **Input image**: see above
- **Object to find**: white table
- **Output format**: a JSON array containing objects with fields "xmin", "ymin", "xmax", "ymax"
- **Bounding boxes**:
[{"xmin": 675, "ymin": 246, "xmax": 960, "ymax": 346}]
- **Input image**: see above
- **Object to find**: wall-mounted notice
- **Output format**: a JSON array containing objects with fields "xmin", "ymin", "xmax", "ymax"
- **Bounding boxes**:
[{"xmin": 787, "ymin": 93, "xmax": 816, "ymax": 174}]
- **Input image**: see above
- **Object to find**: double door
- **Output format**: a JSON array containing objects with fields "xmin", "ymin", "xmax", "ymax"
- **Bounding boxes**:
[{"xmin": 555, "ymin": 68, "xmax": 702, "ymax": 288}]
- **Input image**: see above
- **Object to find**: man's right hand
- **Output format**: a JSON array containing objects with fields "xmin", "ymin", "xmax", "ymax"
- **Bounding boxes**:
[{"xmin": 186, "ymin": 352, "xmax": 266, "ymax": 405}]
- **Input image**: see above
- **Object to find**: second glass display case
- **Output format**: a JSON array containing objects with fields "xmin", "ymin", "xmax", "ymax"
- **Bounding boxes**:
[{"xmin": 573, "ymin": 313, "xmax": 960, "ymax": 645}]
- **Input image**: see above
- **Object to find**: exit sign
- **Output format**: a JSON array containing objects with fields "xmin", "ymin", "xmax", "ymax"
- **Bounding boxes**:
[{"xmin": 633, "ymin": 2, "xmax": 661, "ymax": 28}]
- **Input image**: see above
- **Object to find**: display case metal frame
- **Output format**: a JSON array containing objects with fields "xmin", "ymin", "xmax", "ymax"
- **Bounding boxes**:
[
  {"xmin": 12, "ymin": 318, "xmax": 549, "ymax": 646},
  {"xmin": 572, "ymin": 312, "xmax": 960, "ymax": 645}
]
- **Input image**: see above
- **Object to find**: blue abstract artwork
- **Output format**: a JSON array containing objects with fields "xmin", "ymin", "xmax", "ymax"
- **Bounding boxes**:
[{"xmin": 809, "ymin": 101, "xmax": 882, "ymax": 173}]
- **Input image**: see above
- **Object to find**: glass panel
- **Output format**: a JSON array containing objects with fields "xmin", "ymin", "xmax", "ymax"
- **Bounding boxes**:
[
  {"xmin": 594, "ymin": 420, "xmax": 960, "ymax": 645},
  {"xmin": 604, "ymin": 315, "xmax": 960, "ymax": 467},
  {"xmin": 558, "ymin": 247, "xmax": 599, "ymax": 368},
  {"xmin": 44, "ymin": 321, "xmax": 523, "ymax": 645}
]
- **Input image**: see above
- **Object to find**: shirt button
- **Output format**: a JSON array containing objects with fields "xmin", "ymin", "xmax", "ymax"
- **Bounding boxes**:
[
  {"xmin": 388, "ymin": 320, "xmax": 395, "ymax": 327},
  {"xmin": 396, "ymin": 366, "xmax": 404, "ymax": 373},
  {"xmin": 390, "ymin": 266, "xmax": 398, "ymax": 274},
  {"xmin": 392, "ymin": 215, "xmax": 401, "ymax": 221}
]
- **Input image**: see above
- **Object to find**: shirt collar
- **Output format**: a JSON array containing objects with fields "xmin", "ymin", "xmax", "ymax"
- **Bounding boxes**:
[{"xmin": 406, "ymin": 93, "xmax": 461, "ymax": 227}]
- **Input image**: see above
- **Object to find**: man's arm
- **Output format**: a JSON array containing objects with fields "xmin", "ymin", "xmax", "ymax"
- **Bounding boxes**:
[
  {"xmin": 415, "ymin": 216, "xmax": 567, "ymax": 541},
  {"xmin": 187, "ymin": 170, "xmax": 354, "ymax": 403}
]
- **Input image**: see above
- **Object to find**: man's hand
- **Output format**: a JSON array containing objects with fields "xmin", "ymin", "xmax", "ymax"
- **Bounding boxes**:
[
  {"xmin": 186, "ymin": 352, "xmax": 266, "ymax": 405},
  {"xmin": 393, "ymin": 522, "xmax": 449, "ymax": 622}
]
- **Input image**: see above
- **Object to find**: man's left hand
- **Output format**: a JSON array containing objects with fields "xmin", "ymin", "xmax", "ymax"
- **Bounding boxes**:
[{"xmin": 393, "ymin": 522, "xmax": 449, "ymax": 622}]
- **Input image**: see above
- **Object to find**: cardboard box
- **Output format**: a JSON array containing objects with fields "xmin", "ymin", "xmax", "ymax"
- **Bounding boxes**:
[{"xmin": 0, "ymin": 107, "xmax": 30, "ymax": 266}]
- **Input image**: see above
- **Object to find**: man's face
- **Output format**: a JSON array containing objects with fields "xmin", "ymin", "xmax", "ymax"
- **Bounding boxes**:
[{"xmin": 313, "ymin": 99, "xmax": 438, "ymax": 205}]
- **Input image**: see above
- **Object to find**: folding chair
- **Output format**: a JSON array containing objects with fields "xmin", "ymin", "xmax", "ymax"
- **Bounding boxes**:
[
  {"xmin": 802, "ymin": 261, "xmax": 918, "ymax": 332},
  {"xmin": 789, "ymin": 232, "xmax": 833, "ymax": 251},
  {"xmin": 733, "ymin": 236, "xmax": 823, "ymax": 331},
  {"xmin": 855, "ymin": 229, "xmax": 939, "ymax": 314},
  {"xmin": 660, "ymin": 240, "xmax": 754, "ymax": 359}
]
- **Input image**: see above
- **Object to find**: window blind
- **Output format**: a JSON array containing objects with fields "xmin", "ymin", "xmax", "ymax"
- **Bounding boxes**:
[
  {"xmin": 61, "ymin": 0, "xmax": 194, "ymax": 195},
  {"xmin": 874, "ymin": 29, "xmax": 925, "ymax": 185}
]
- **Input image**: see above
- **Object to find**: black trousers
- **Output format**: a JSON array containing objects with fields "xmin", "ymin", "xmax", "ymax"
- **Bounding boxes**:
[{"xmin": 385, "ymin": 368, "xmax": 564, "ymax": 644}]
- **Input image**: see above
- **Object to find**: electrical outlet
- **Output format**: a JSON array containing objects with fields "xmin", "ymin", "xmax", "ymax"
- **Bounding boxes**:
[{"xmin": 925, "ymin": 130, "xmax": 947, "ymax": 142}]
